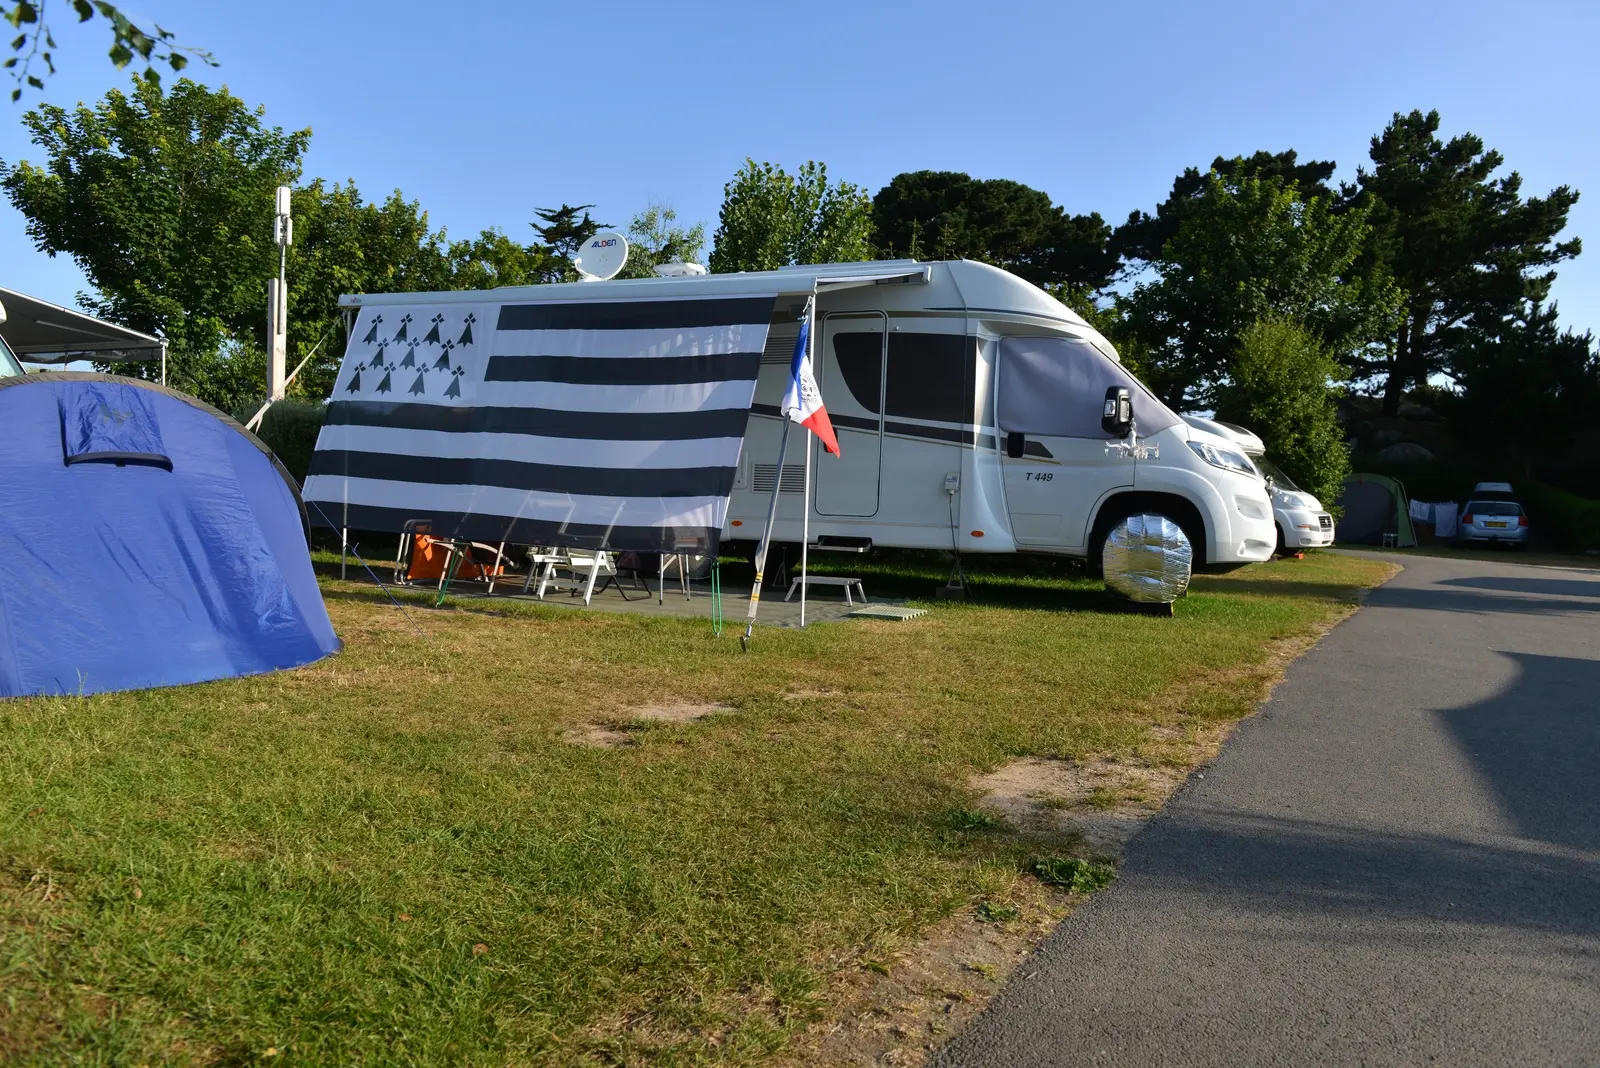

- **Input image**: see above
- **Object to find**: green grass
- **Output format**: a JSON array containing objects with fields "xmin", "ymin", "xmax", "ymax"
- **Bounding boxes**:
[
  {"xmin": 1027, "ymin": 857, "xmax": 1117, "ymax": 893},
  {"xmin": 0, "ymin": 552, "xmax": 1391, "ymax": 1065}
]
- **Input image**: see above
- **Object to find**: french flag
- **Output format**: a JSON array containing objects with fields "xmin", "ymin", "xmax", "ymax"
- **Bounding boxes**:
[{"xmin": 781, "ymin": 305, "xmax": 840, "ymax": 456}]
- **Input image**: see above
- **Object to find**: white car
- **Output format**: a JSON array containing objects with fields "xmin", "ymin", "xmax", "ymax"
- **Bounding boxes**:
[
  {"xmin": 1456, "ymin": 485, "xmax": 1530, "ymax": 549},
  {"xmin": 1182, "ymin": 417, "xmax": 1335, "ymax": 552}
]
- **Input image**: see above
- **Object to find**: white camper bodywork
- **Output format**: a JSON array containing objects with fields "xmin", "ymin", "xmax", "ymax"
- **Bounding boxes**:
[
  {"xmin": 723, "ymin": 260, "xmax": 1275, "ymax": 569},
  {"xmin": 331, "ymin": 259, "xmax": 1276, "ymax": 569}
]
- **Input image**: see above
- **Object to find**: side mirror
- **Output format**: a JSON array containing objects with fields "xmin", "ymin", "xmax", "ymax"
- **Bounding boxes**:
[
  {"xmin": 1102, "ymin": 386, "xmax": 1133, "ymax": 437},
  {"xmin": 1005, "ymin": 431, "xmax": 1025, "ymax": 459}
]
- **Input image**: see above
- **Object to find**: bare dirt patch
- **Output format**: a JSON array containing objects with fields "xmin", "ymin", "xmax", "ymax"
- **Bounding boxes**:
[
  {"xmin": 625, "ymin": 700, "xmax": 732, "ymax": 724},
  {"xmin": 563, "ymin": 725, "xmax": 635, "ymax": 749},
  {"xmin": 974, "ymin": 756, "xmax": 1187, "ymax": 854},
  {"xmin": 563, "ymin": 701, "xmax": 733, "ymax": 748}
]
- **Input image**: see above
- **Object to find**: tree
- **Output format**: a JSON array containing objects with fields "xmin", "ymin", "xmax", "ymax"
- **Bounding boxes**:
[
  {"xmin": 1450, "ymin": 304, "xmax": 1600, "ymax": 477},
  {"xmin": 1120, "ymin": 170, "xmax": 1398, "ymax": 410},
  {"xmin": 0, "ymin": 76, "xmax": 580, "ymax": 406},
  {"xmin": 872, "ymin": 170, "xmax": 1117, "ymax": 291},
  {"xmin": 708, "ymin": 160, "xmax": 872, "ymax": 273},
  {"xmin": 616, "ymin": 203, "xmax": 706, "ymax": 279},
  {"xmin": 3, "ymin": 0, "xmax": 212, "ymax": 100},
  {"xmin": 0, "ymin": 77, "xmax": 309, "ymax": 364},
  {"xmin": 1350, "ymin": 109, "xmax": 1581, "ymax": 414},
  {"xmin": 446, "ymin": 227, "xmax": 561, "ymax": 289},
  {"xmin": 532, "ymin": 203, "xmax": 606, "ymax": 282},
  {"xmin": 1113, "ymin": 150, "xmax": 1337, "ymax": 265},
  {"xmin": 1214, "ymin": 316, "xmax": 1351, "ymax": 508}
]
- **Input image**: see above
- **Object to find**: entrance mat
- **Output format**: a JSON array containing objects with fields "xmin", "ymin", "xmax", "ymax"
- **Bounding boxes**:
[{"xmin": 848, "ymin": 605, "xmax": 928, "ymax": 621}]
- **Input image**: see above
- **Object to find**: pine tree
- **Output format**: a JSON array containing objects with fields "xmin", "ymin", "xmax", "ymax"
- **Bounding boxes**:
[{"xmin": 1350, "ymin": 110, "xmax": 1581, "ymax": 414}]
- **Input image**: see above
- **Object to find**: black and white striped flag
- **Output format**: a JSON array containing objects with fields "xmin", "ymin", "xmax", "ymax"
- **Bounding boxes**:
[{"xmin": 303, "ymin": 295, "xmax": 778, "ymax": 552}]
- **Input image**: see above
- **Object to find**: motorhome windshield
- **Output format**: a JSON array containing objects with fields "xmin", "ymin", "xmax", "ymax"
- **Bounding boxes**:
[
  {"xmin": 996, "ymin": 336, "xmax": 1180, "ymax": 438},
  {"xmin": 1255, "ymin": 457, "xmax": 1300, "ymax": 492},
  {"xmin": 0, "ymin": 334, "xmax": 22, "ymax": 378}
]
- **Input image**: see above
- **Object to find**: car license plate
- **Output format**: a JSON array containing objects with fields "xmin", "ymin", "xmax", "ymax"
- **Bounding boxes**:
[{"xmin": 1486, "ymin": 521, "xmax": 1507, "ymax": 528}]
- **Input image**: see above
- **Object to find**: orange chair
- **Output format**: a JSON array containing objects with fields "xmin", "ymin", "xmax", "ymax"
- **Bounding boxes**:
[{"xmin": 395, "ymin": 521, "xmax": 507, "ymax": 590}]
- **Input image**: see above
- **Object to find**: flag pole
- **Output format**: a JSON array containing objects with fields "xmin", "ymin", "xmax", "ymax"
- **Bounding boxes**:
[
  {"xmin": 799, "ymin": 296, "xmax": 816, "ymax": 628},
  {"xmin": 800, "ymin": 428, "xmax": 811, "ymax": 628},
  {"xmin": 742, "ymin": 417, "xmax": 791, "ymax": 652},
  {"xmin": 743, "ymin": 293, "xmax": 815, "ymax": 651}
]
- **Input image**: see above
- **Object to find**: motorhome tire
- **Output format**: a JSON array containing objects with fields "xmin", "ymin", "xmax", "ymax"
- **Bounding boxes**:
[{"xmin": 1088, "ymin": 500, "xmax": 1205, "ymax": 578}]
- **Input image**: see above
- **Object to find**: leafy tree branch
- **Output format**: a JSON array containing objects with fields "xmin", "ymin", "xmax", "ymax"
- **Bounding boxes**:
[{"xmin": 3, "ymin": 0, "xmax": 214, "ymax": 101}]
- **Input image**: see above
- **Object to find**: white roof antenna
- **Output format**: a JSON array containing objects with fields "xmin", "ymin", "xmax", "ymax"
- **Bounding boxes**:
[{"xmin": 574, "ymin": 231, "xmax": 629, "ymax": 281}]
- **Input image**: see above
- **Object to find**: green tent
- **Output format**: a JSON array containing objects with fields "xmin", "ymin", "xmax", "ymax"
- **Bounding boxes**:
[{"xmin": 1335, "ymin": 473, "xmax": 1417, "ymax": 547}]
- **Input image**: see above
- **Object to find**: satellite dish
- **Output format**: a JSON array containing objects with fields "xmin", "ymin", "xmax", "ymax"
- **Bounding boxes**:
[{"xmin": 574, "ymin": 231, "xmax": 629, "ymax": 281}]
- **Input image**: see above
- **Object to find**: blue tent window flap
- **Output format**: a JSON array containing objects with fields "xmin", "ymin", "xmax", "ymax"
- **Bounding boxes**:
[{"xmin": 59, "ymin": 381, "xmax": 172, "ymax": 470}]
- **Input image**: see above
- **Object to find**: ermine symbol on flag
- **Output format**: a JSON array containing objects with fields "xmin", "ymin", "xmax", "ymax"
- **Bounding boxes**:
[{"xmin": 780, "ymin": 299, "xmax": 840, "ymax": 456}]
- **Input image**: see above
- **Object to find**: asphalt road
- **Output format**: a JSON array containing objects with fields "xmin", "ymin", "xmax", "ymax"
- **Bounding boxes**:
[{"xmin": 936, "ymin": 552, "xmax": 1600, "ymax": 1067}]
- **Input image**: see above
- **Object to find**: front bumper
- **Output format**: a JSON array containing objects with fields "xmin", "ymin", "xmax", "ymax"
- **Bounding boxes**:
[
  {"xmin": 1280, "ymin": 509, "xmax": 1335, "ymax": 548},
  {"xmin": 1224, "ymin": 500, "xmax": 1277, "ymax": 563}
]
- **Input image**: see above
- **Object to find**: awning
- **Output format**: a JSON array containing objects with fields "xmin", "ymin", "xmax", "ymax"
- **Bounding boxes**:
[
  {"xmin": 0, "ymin": 287, "xmax": 165, "ymax": 364},
  {"xmin": 335, "ymin": 260, "xmax": 933, "ymax": 313}
]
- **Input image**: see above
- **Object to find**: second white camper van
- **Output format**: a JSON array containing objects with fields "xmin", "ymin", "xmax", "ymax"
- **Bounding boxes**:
[{"xmin": 723, "ymin": 259, "xmax": 1276, "ymax": 571}]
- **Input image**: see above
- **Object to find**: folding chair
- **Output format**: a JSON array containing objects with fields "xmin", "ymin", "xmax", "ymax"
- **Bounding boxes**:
[
  {"xmin": 395, "ymin": 520, "xmax": 432, "ymax": 585},
  {"xmin": 439, "ymin": 539, "xmax": 512, "ymax": 594},
  {"xmin": 522, "ymin": 546, "xmax": 569, "ymax": 598},
  {"xmin": 564, "ymin": 549, "xmax": 618, "ymax": 606}
]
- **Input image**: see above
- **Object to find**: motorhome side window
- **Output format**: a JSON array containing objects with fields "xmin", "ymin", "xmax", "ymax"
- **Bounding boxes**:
[
  {"xmin": 834, "ymin": 333, "xmax": 883, "ymax": 414},
  {"xmin": 996, "ymin": 336, "xmax": 1179, "ymax": 438},
  {"xmin": 834, "ymin": 331, "xmax": 970, "ymax": 422}
]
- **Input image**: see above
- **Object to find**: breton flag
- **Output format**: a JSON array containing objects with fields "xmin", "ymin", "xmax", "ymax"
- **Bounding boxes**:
[
  {"xmin": 781, "ymin": 301, "xmax": 840, "ymax": 456},
  {"xmin": 303, "ymin": 296, "xmax": 779, "ymax": 553}
]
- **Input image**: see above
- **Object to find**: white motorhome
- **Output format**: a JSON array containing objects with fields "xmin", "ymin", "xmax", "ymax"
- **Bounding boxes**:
[
  {"xmin": 1181, "ymin": 415, "xmax": 1335, "ymax": 552},
  {"xmin": 722, "ymin": 260, "xmax": 1276, "ymax": 571},
  {"xmin": 323, "ymin": 258, "xmax": 1276, "ymax": 571}
]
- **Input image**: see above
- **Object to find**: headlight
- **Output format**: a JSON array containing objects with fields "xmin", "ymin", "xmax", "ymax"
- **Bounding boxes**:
[
  {"xmin": 1276, "ymin": 491, "xmax": 1309, "ymax": 510},
  {"xmin": 1186, "ymin": 440, "xmax": 1257, "ymax": 476}
]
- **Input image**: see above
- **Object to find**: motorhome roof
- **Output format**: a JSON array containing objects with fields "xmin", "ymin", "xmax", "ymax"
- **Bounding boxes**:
[{"xmin": 335, "ymin": 258, "xmax": 1091, "ymax": 330}]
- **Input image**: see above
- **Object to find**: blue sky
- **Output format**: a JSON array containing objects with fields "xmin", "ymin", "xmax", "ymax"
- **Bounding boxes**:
[{"xmin": 2, "ymin": 0, "xmax": 1596, "ymax": 339}]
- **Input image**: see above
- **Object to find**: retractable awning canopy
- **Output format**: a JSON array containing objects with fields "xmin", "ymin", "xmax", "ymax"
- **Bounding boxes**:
[
  {"xmin": 0, "ymin": 287, "xmax": 165, "ymax": 364},
  {"xmin": 335, "ymin": 261, "xmax": 933, "ymax": 312}
]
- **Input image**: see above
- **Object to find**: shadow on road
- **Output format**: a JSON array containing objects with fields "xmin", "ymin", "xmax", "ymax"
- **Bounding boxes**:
[
  {"xmin": 1439, "ymin": 651, "xmax": 1600, "ymax": 853},
  {"xmin": 1134, "ymin": 810, "xmax": 1600, "ymax": 941},
  {"xmin": 1438, "ymin": 575, "xmax": 1600, "ymax": 599},
  {"xmin": 1364, "ymin": 583, "xmax": 1600, "ymax": 617}
]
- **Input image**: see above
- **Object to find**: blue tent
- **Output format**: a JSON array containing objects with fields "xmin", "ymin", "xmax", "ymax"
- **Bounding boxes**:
[{"xmin": 0, "ymin": 373, "xmax": 339, "ymax": 697}]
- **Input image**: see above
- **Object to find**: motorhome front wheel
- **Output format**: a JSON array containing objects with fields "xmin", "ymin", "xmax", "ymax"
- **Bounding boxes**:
[{"xmin": 1102, "ymin": 514, "xmax": 1193, "ymax": 605}]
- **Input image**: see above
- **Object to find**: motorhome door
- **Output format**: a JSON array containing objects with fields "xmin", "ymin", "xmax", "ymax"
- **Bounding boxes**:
[
  {"xmin": 815, "ymin": 312, "xmax": 886, "ymax": 517},
  {"xmin": 995, "ymin": 336, "xmax": 1138, "ymax": 551}
]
